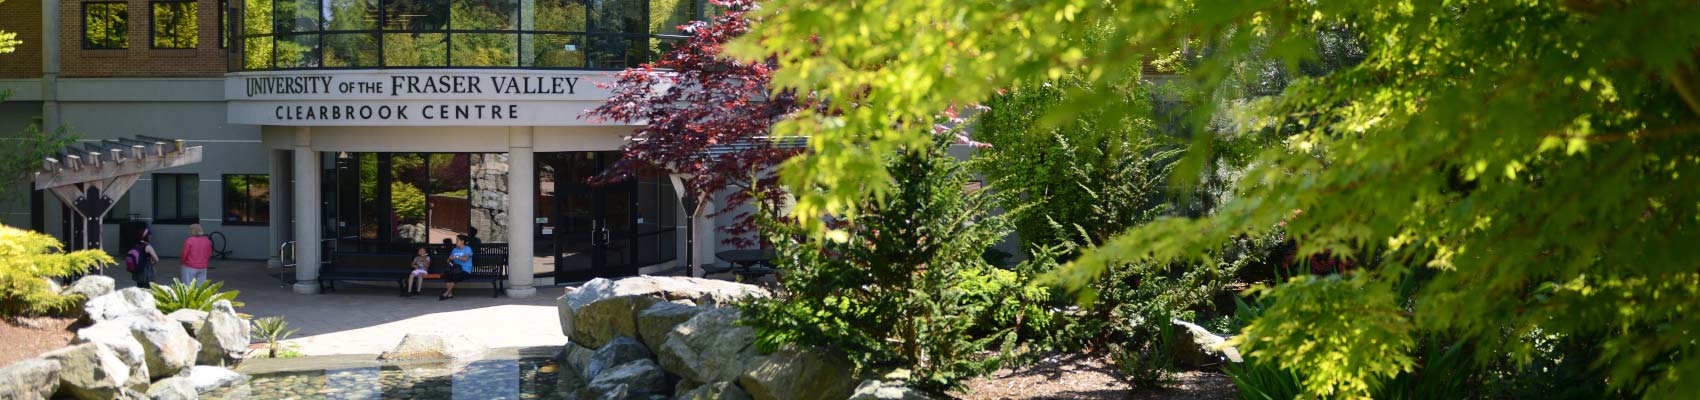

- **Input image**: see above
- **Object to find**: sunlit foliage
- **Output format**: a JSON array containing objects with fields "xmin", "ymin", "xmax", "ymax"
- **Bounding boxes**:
[
  {"xmin": 0, "ymin": 225, "xmax": 113, "ymax": 317},
  {"xmin": 738, "ymin": 0, "xmax": 1700, "ymax": 397}
]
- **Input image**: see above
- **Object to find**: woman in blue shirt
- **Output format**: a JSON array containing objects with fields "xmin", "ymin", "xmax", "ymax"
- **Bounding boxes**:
[{"xmin": 442, "ymin": 234, "xmax": 474, "ymax": 300}]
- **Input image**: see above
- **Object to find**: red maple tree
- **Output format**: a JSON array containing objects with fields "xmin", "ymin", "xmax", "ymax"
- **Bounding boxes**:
[{"xmin": 584, "ymin": 0, "xmax": 805, "ymax": 248}]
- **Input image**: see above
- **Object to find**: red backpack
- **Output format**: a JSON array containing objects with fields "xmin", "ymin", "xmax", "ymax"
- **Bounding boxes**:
[{"xmin": 125, "ymin": 247, "xmax": 142, "ymax": 272}]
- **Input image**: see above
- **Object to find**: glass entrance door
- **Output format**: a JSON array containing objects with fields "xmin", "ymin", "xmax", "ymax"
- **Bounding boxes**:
[{"xmin": 536, "ymin": 152, "xmax": 637, "ymax": 282}]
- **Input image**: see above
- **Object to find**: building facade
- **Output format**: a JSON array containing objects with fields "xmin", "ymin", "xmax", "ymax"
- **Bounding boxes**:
[{"xmin": 1, "ymin": 0, "xmax": 725, "ymax": 297}]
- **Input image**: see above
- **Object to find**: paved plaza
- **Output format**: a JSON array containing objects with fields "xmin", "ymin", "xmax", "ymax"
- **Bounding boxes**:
[{"xmin": 105, "ymin": 259, "xmax": 568, "ymax": 356}]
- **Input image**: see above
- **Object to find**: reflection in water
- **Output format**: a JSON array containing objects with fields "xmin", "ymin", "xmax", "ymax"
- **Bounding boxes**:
[{"xmin": 204, "ymin": 357, "xmax": 568, "ymax": 400}]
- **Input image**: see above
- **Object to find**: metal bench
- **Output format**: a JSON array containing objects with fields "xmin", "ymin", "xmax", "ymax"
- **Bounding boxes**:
[{"xmin": 317, "ymin": 249, "xmax": 507, "ymax": 298}]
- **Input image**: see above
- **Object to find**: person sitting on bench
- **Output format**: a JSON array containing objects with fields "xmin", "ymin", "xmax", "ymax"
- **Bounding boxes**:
[
  {"xmin": 441, "ymin": 234, "xmax": 473, "ymax": 300},
  {"xmin": 405, "ymin": 247, "xmax": 429, "ymax": 297}
]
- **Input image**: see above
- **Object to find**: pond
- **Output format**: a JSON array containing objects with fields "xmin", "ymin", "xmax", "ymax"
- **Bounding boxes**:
[{"xmin": 205, "ymin": 347, "xmax": 576, "ymax": 400}]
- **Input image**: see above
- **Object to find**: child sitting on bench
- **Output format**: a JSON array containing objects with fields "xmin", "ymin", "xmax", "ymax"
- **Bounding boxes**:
[{"xmin": 404, "ymin": 247, "xmax": 429, "ymax": 297}]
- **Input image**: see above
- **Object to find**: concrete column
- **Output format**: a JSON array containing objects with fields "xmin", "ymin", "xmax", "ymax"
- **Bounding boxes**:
[
  {"xmin": 40, "ymin": 0, "xmax": 61, "ymax": 131},
  {"xmin": 267, "ymin": 149, "xmax": 289, "ymax": 268},
  {"xmin": 505, "ymin": 127, "xmax": 537, "ymax": 298},
  {"xmin": 291, "ymin": 128, "xmax": 321, "ymax": 294}
]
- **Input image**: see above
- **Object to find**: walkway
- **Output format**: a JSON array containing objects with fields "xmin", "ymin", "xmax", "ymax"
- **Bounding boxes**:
[{"xmin": 105, "ymin": 259, "xmax": 567, "ymax": 356}]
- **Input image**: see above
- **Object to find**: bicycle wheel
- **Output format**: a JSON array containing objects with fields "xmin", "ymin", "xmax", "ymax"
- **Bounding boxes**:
[{"xmin": 208, "ymin": 231, "xmax": 232, "ymax": 260}]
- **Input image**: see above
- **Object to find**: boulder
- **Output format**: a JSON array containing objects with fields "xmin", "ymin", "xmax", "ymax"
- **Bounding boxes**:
[
  {"xmin": 166, "ymin": 309, "xmax": 208, "ymax": 334},
  {"xmin": 73, "ymin": 319, "xmax": 151, "ymax": 389},
  {"xmin": 847, "ymin": 380, "xmax": 928, "ymax": 400},
  {"xmin": 738, "ymin": 347, "xmax": 858, "ymax": 400},
  {"xmin": 559, "ymin": 277, "xmax": 769, "ymax": 344},
  {"xmin": 637, "ymin": 302, "xmax": 706, "ymax": 355},
  {"xmin": 145, "ymin": 376, "xmax": 197, "ymax": 400},
  {"xmin": 573, "ymin": 295, "xmax": 661, "ymax": 349},
  {"xmin": 557, "ymin": 343, "xmax": 597, "ymax": 378},
  {"xmin": 587, "ymin": 359, "xmax": 667, "ymax": 398},
  {"xmin": 379, "ymin": 332, "xmax": 488, "ymax": 361},
  {"xmin": 62, "ymin": 275, "xmax": 116, "ymax": 300},
  {"xmin": 586, "ymin": 336, "xmax": 653, "ymax": 381},
  {"xmin": 195, "ymin": 300, "xmax": 250, "ymax": 366},
  {"xmin": 187, "ymin": 366, "xmax": 245, "ymax": 393},
  {"xmin": 677, "ymin": 381, "xmax": 753, "ymax": 400},
  {"xmin": 656, "ymin": 308, "xmax": 761, "ymax": 384},
  {"xmin": 0, "ymin": 358, "xmax": 61, "ymax": 400},
  {"xmin": 42, "ymin": 342, "xmax": 140, "ymax": 400},
  {"xmin": 1170, "ymin": 319, "xmax": 1243, "ymax": 369},
  {"xmin": 84, "ymin": 288, "xmax": 158, "ymax": 322},
  {"xmin": 128, "ymin": 311, "xmax": 201, "ymax": 379}
]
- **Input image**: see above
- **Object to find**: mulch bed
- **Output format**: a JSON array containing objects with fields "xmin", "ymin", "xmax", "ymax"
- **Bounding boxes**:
[
  {"xmin": 0, "ymin": 316, "xmax": 85, "ymax": 367},
  {"xmin": 952, "ymin": 352, "xmax": 1237, "ymax": 400}
]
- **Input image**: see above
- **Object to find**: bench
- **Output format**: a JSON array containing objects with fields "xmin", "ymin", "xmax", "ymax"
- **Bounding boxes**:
[{"xmin": 317, "ymin": 248, "xmax": 509, "ymax": 298}]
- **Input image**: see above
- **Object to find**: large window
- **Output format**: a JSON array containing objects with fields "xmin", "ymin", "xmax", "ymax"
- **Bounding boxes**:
[
  {"xmin": 233, "ymin": 0, "xmax": 710, "ymax": 70},
  {"xmin": 154, "ymin": 174, "xmax": 200, "ymax": 224},
  {"xmin": 327, "ymin": 152, "xmax": 508, "ymax": 250},
  {"xmin": 222, "ymin": 174, "xmax": 271, "ymax": 225},
  {"xmin": 84, "ymin": 2, "xmax": 129, "ymax": 49},
  {"xmin": 151, "ymin": 0, "xmax": 199, "ymax": 48}
]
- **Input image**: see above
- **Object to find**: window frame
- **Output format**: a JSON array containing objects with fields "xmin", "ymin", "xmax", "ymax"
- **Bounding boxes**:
[
  {"xmin": 221, "ymin": 174, "xmax": 270, "ymax": 226},
  {"xmin": 82, "ymin": 1, "xmax": 130, "ymax": 50},
  {"xmin": 149, "ymin": 0, "xmax": 200, "ymax": 49},
  {"xmin": 153, "ymin": 173, "xmax": 201, "ymax": 225}
]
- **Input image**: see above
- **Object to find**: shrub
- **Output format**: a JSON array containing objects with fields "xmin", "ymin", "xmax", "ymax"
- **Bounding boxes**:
[
  {"xmin": 743, "ymin": 136, "xmax": 1016, "ymax": 391},
  {"xmin": 0, "ymin": 225, "xmax": 113, "ymax": 317},
  {"xmin": 252, "ymin": 316, "xmax": 300, "ymax": 358},
  {"xmin": 151, "ymin": 279, "xmax": 243, "ymax": 314}
]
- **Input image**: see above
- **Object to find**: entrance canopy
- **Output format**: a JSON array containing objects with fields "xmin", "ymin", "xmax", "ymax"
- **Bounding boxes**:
[{"xmin": 35, "ymin": 135, "xmax": 202, "ymax": 251}]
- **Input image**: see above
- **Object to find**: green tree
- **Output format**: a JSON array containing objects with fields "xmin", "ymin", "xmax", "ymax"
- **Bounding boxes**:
[{"xmin": 737, "ymin": 0, "xmax": 1700, "ymax": 398}]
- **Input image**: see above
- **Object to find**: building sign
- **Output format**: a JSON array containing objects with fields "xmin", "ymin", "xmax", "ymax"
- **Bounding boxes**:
[{"xmin": 225, "ymin": 70, "xmax": 643, "ymax": 126}]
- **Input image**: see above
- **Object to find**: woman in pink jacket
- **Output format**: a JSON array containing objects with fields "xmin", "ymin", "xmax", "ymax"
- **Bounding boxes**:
[{"xmin": 180, "ymin": 224, "xmax": 214, "ymax": 285}]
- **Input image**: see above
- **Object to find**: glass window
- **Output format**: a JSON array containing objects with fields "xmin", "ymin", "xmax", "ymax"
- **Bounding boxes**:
[
  {"xmin": 323, "ymin": 33, "xmax": 380, "ymax": 67},
  {"xmin": 84, "ymin": 2, "xmax": 128, "ymax": 49},
  {"xmin": 470, "ymin": 153, "xmax": 509, "ymax": 243},
  {"xmin": 275, "ymin": 33, "xmax": 322, "ymax": 68},
  {"xmin": 648, "ymin": 0, "xmax": 691, "ymax": 36},
  {"xmin": 276, "ymin": 0, "xmax": 321, "ymax": 33},
  {"xmin": 383, "ymin": 32, "xmax": 447, "ymax": 66},
  {"xmin": 222, "ymin": 174, "xmax": 271, "ymax": 225},
  {"xmin": 426, "ymin": 154, "xmax": 470, "ymax": 243},
  {"xmin": 451, "ymin": 0, "xmax": 517, "ymax": 30},
  {"xmin": 384, "ymin": 0, "xmax": 450, "ymax": 31},
  {"xmin": 323, "ymin": 0, "xmax": 379, "ymax": 31},
  {"xmin": 219, "ymin": 0, "xmax": 227, "ymax": 48},
  {"xmin": 523, "ymin": 34, "xmax": 584, "ymax": 67},
  {"xmin": 154, "ymin": 174, "xmax": 199, "ymax": 224},
  {"xmin": 451, "ymin": 33, "xmax": 517, "ymax": 66},
  {"xmin": 532, "ymin": 0, "xmax": 585, "ymax": 32},
  {"xmin": 390, "ymin": 153, "xmax": 428, "ymax": 243},
  {"xmin": 588, "ymin": 0, "xmax": 642, "ymax": 33},
  {"xmin": 151, "ymin": 0, "xmax": 199, "ymax": 49}
]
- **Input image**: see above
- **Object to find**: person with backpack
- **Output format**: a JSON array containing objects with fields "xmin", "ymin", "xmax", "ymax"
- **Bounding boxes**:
[
  {"xmin": 126, "ymin": 228, "xmax": 160, "ymax": 288},
  {"xmin": 180, "ymin": 223, "xmax": 213, "ymax": 285}
]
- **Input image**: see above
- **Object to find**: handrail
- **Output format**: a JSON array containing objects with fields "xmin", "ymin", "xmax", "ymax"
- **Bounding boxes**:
[{"xmin": 279, "ymin": 239, "xmax": 336, "ymax": 269}]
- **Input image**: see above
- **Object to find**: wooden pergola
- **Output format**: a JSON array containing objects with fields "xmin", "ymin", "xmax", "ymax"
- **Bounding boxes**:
[{"xmin": 33, "ymin": 136, "xmax": 202, "ymax": 253}]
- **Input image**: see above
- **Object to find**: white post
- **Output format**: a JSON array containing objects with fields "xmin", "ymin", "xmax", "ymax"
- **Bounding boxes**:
[
  {"xmin": 268, "ymin": 149, "xmax": 289, "ymax": 268},
  {"xmin": 291, "ymin": 128, "xmax": 321, "ymax": 294},
  {"xmin": 694, "ymin": 198, "xmax": 717, "ymax": 277},
  {"xmin": 505, "ymin": 127, "xmax": 537, "ymax": 298}
]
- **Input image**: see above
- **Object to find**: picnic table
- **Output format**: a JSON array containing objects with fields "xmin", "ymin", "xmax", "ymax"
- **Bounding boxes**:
[{"xmin": 711, "ymin": 249, "xmax": 778, "ymax": 282}]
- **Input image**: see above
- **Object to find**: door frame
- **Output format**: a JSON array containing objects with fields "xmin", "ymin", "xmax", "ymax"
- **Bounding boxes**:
[{"xmin": 540, "ymin": 151, "xmax": 637, "ymax": 282}]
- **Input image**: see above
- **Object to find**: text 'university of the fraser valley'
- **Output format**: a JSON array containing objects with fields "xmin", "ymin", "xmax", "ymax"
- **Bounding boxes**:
[{"xmin": 244, "ymin": 75, "xmax": 582, "ymax": 97}]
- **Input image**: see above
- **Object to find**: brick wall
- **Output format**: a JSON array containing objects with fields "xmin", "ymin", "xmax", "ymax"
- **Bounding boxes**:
[
  {"xmin": 60, "ymin": 0, "xmax": 227, "ymax": 78},
  {"xmin": 0, "ymin": 0, "xmax": 43, "ymax": 78}
]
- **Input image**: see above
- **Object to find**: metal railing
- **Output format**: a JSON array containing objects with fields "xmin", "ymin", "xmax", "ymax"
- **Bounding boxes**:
[{"xmin": 279, "ymin": 239, "xmax": 336, "ymax": 269}]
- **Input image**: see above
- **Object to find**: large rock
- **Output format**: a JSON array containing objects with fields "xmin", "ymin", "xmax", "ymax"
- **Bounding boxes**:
[
  {"xmin": 0, "ymin": 358, "xmax": 61, "ymax": 400},
  {"xmin": 128, "ymin": 311, "xmax": 202, "ymax": 379},
  {"xmin": 559, "ymin": 277, "xmax": 769, "ymax": 345},
  {"xmin": 1170, "ymin": 319, "xmax": 1243, "ymax": 369},
  {"xmin": 83, "ymin": 288, "xmax": 157, "ymax": 322},
  {"xmin": 195, "ymin": 300, "xmax": 250, "ymax": 366},
  {"xmin": 166, "ymin": 309, "xmax": 208, "ymax": 334},
  {"xmin": 637, "ymin": 302, "xmax": 706, "ymax": 355},
  {"xmin": 738, "ymin": 347, "xmax": 858, "ymax": 400},
  {"xmin": 42, "ymin": 342, "xmax": 141, "ymax": 400},
  {"xmin": 73, "ymin": 319, "xmax": 151, "ymax": 389},
  {"xmin": 61, "ymin": 275, "xmax": 116, "ymax": 300},
  {"xmin": 677, "ymin": 381, "xmax": 753, "ymax": 400},
  {"xmin": 145, "ymin": 376, "xmax": 197, "ymax": 400},
  {"xmin": 587, "ymin": 359, "xmax": 667, "ymax": 399},
  {"xmin": 657, "ymin": 308, "xmax": 762, "ymax": 384},
  {"xmin": 379, "ymin": 332, "xmax": 488, "ymax": 361},
  {"xmin": 847, "ymin": 380, "xmax": 928, "ymax": 400},
  {"xmin": 572, "ymin": 295, "xmax": 661, "ymax": 349},
  {"xmin": 187, "ymin": 366, "xmax": 245, "ymax": 393},
  {"xmin": 585, "ymin": 336, "xmax": 653, "ymax": 381},
  {"xmin": 557, "ymin": 343, "xmax": 597, "ymax": 378}
]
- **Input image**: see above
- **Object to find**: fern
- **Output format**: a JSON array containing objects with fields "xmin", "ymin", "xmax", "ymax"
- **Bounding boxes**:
[
  {"xmin": 150, "ymin": 279, "xmax": 243, "ymax": 314},
  {"xmin": 0, "ymin": 225, "xmax": 113, "ymax": 317}
]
